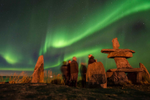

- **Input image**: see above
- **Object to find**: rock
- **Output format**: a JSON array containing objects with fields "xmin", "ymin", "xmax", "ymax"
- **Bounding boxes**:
[
  {"xmin": 101, "ymin": 49, "xmax": 135, "ymax": 54},
  {"xmin": 114, "ymin": 57, "xmax": 132, "ymax": 69},
  {"xmin": 139, "ymin": 63, "xmax": 150, "ymax": 79},
  {"xmin": 106, "ymin": 70, "xmax": 113, "ymax": 78},
  {"xmin": 136, "ymin": 72, "xmax": 143, "ymax": 84},
  {"xmin": 86, "ymin": 62, "xmax": 107, "ymax": 88},
  {"xmin": 31, "ymin": 55, "xmax": 44, "ymax": 83},
  {"xmin": 112, "ymin": 38, "xmax": 120, "ymax": 49},
  {"xmin": 109, "ymin": 72, "xmax": 128, "ymax": 85},
  {"xmin": 108, "ymin": 51, "xmax": 133, "ymax": 58}
]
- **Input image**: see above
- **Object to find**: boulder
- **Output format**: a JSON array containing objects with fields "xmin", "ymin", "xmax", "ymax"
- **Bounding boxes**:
[
  {"xmin": 108, "ymin": 72, "xmax": 128, "ymax": 85},
  {"xmin": 139, "ymin": 63, "xmax": 150, "ymax": 79},
  {"xmin": 86, "ymin": 62, "xmax": 107, "ymax": 88},
  {"xmin": 31, "ymin": 55, "xmax": 44, "ymax": 83}
]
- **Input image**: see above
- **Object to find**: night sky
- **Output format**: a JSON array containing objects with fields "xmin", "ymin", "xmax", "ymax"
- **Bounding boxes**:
[{"xmin": 0, "ymin": 0, "xmax": 150, "ymax": 76}]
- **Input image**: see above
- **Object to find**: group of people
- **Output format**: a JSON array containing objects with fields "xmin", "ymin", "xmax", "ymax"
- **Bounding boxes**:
[{"xmin": 60, "ymin": 54, "xmax": 97, "ymax": 87}]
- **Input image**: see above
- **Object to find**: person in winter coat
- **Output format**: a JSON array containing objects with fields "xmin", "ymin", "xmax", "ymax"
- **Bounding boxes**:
[
  {"xmin": 88, "ymin": 54, "xmax": 96, "ymax": 65},
  {"xmin": 60, "ymin": 61, "xmax": 69, "ymax": 85},
  {"xmin": 67, "ymin": 60, "xmax": 71, "ymax": 86},
  {"xmin": 80, "ymin": 63, "xmax": 87, "ymax": 88},
  {"xmin": 70, "ymin": 57, "xmax": 78, "ymax": 87}
]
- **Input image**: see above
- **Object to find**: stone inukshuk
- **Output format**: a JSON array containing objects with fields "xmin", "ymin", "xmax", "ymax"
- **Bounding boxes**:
[
  {"xmin": 101, "ymin": 38, "xmax": 135, "ymax": 69},
  {"xmin": 101, "ymin": 38, "xmax": 144, "ymax": 84}
]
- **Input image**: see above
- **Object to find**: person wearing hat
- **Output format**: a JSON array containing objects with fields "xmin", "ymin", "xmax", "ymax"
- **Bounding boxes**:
[
  {"xmin": 88, "ymin": 54, "xmax": 96, "ymax": 65},
  {"xmin": 80, "ymin": 62, "xmax": 87, "ymax": 88},
  {"xmin": 60, "ymin": 61, "xmax": 69, "ymax": 85},
  {"xmin": 70, "ymin": 57, "xmax": 79, "ymax": 87}
]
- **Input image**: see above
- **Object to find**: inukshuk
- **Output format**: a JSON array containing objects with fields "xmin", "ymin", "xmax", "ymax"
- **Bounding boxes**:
[{"xmin": 101, "ymin": 38, "xmax": 143, "ymax": 84}]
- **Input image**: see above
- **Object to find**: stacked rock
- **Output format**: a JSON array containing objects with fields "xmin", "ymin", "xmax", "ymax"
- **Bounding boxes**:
[{"xmin": 101, "ymin": 38, "xmax": 144, "ymax": 85}]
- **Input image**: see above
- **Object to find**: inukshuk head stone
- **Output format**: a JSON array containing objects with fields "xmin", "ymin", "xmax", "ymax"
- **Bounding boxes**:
[{"xmin": 112, "ymin": 38, "xmax": 120, "ymax": 49}]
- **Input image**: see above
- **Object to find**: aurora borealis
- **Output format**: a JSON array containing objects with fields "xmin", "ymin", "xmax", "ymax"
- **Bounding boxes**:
[{"xmin": 0, "ymin": 0, "xmax": 150, "ymax": 76}]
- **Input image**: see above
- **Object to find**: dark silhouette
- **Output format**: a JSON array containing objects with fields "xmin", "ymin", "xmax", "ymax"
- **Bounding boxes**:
[
  {"xmin": 70, "ymin": 57, "xmax": 78, "ymax": 87},
  {"xmin": 88, "ymin": 54, "xmax": 96, "ymax": 65},
  {"xmin": 67, "ymin": 60, "xmax": 71, "ymax": 86},
  {"xmin": 60, "ymin": 61, "xmax": 69, "ymax": 85},
  {"xmin": 80, "ymin": 63, "xmax": 87, "ymax": 88}
]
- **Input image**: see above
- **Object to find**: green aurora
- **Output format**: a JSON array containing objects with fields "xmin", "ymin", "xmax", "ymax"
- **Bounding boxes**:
[{"xmin": 0, "ymin": 0, "xmax": 150, "ymax": 75}]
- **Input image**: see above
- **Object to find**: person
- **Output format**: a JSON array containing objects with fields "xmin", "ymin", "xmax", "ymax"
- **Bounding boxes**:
[
  {"xmin": 67, "ymin": 60, "xmax": 71, "ymax": 86},
  {"xmin": 70, "ymin": 57, "xmax": 78, "ymax": 87},
  {"xmin": 88, "ymin": 54, "xmax": 96, "ymax": 65},
  {"xmin": 80, "ymin": 63, "xmax": 87, "ymax": 88},
  {"xmin": 60, "ymin": 61, "xmax": 69, "ymax": 85}
]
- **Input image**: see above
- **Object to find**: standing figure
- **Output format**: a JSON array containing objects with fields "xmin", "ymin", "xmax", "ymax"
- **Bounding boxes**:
[
  {"xmin": 60, "ymin": 61, "xmax": 69, "ymax": 85},
  {"xmin": 80, "ymin": 63, "xmax": 87, "ymax": 88},
  {"xmin": 88, "ymin": 54, "xmax": 96, "ymax": 65},
  {"xmin": 70, "ymin": 57, "xmax": 78, "ymax": 87},
  {"xmin": 67, "ymin": 60, "xmax": 71, "ymax": 86}
]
